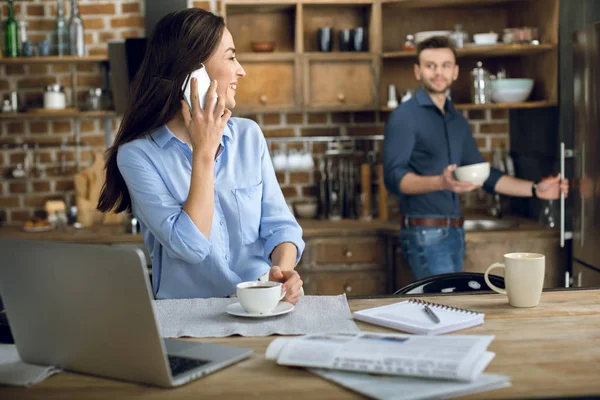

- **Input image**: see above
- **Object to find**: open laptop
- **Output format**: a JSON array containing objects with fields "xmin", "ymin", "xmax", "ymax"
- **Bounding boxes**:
[{"xmin": 0, "ymin": 238, "xmax": 252, "ymax": 388}]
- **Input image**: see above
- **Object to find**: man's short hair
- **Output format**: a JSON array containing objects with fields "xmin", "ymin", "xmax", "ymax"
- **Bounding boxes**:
[{"xmin": 416, "ymin": 36, "xmax": 457, "ymax": 64}]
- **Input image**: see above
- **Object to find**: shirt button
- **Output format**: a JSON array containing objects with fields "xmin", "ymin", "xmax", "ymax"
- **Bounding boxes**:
[
  {"xmin": 220, "ymin": 219, "xmax": 224, "ymax": 226},
  {"xmin": 225, "ymin": 254, "xmax": 229, "ymax": 261}
]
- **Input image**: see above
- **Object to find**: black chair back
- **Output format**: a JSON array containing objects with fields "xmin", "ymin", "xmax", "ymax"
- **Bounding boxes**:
[{"xmin": 394, "ymin": 272, "xmax": 505, "ymax": 295}]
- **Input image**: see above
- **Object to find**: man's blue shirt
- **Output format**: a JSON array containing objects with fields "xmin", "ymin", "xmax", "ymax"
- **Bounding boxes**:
[{"xmin": 383, "ymin": 87, "xmax": 503, "ymax": 217}]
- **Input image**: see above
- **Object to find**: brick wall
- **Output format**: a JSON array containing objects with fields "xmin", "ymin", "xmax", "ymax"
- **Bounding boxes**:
[
  {"xmin": 0, "ymin": 0, "xmax": 146, "ymax": 225},
  {"xmin": 0, "ymin": 1, "xmax": 509, "ymax": 226}
]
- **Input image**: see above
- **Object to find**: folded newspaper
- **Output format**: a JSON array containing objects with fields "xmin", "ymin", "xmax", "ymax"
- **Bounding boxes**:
[
  {"xmin": 266, "ymin": 332, "xmax": 496, "ymax": 382},
  {"xmin": 308, "ymin": 369, "xmax": 511, "ymax": 400}
]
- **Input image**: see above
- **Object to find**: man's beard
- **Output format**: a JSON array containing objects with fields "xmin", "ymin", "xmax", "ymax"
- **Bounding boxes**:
[{"xmin": 420, "ymin": 77, "xmax": 452, "ymax": 95}]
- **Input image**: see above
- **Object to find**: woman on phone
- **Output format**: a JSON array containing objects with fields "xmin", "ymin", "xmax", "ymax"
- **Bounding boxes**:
[{"xmin": 97, "ymin": 8, "xmax": 305, "ymax": 303}]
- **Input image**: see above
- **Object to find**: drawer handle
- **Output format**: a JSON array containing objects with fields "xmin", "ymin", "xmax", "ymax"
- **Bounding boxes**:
[
  {"xmin": 337, "ymin": 93, "xmax": 346, "ymax": 103},
  {"xmin": 345, "ymin": 250, "xmax": 353, "ymax": 258},
  {"xmin": 259, "ymin": 95, "xmax": 268, "ymax": 105},
  {"xmin": 344, "ymin": 284, "xmax": 353, "ymax": 293}
]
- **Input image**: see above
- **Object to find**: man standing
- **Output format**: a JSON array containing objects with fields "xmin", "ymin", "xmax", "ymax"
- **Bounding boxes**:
[{"xmin": 383, "ymin": 36, "xmax": 568, "ymax": 281}]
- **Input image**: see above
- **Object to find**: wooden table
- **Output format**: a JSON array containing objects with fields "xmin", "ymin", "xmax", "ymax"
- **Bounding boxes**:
[{"xmin": 3, "ymin": 288, "xmax": 600, "ymax": 399}]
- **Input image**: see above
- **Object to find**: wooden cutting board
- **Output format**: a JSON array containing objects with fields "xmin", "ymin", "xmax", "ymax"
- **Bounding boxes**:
[{"xmin": 74, "ymin": 152, "xmax": 122, "ymax": 226}]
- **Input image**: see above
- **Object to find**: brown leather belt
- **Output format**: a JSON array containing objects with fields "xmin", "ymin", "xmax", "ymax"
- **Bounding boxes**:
[{"xmin": 401, "ymin": 216, "xmax": 464, "ymax": 229}]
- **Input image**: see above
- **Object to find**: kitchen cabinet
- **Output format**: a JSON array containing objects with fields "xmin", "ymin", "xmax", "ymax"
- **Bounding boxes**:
[
  {"xmin": 223, "ymin": 0, "xmax": 559, "ymax": 113},
  {"xmin": 222, "ymin": 0, "xmax": 380, "ymax": 113},
  {"xmin": 234, "ymin": 58, "xmax": 299, "ymax": 111},
  {"xmin": 463, "ymin": 233, "xmax": 566, "ymax": 288},
  {"xmin": 305, "ymin": 56, "xmax": 377, "ymax": 110},
  {"xmin": 380, "ymin": 0, "xmax": 559, "ymax": 109},
  {"xmin": 572, "ymin": 261, "xmax": 600, "ymax": 288},
  {"xmin": 297, "ymin": 235, "xmax": 394, "ymax": 297}
]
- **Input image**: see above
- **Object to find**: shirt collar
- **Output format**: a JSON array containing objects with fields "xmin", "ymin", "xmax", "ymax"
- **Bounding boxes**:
[
  {"xmin": 150, "ymin": 122, "xmax": 234, "ymax": 149},
  {"xmin": 415, "ymin": 86, "xmax": 455, "ymax": 114}
]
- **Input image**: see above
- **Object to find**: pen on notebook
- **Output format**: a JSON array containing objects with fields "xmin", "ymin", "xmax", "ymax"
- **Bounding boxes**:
[{"xmin": 423, "ymin": 305, "xmax": 441, "ymax": 324}]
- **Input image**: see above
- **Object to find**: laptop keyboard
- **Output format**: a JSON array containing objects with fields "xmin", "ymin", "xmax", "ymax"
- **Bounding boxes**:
[{"xmin": 168, "ymin": 355, "xmax": 211, "ymax": 377}]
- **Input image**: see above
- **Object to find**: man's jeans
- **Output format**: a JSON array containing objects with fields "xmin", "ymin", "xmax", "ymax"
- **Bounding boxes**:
[{"xmin": 399, "ymin": 225, "xmax": 466, "ymax": 281}]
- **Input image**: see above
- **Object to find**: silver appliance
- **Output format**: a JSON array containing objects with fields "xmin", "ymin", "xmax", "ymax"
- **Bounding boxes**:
[{"xmin": 570, "ymin": 22, "xmax": 600, "ymax": 286}]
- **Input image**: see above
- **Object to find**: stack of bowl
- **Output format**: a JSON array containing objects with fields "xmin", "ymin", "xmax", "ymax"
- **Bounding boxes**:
[{"xmin": 491, "ymin": 78, "xmax": 534, "ymax": 103}]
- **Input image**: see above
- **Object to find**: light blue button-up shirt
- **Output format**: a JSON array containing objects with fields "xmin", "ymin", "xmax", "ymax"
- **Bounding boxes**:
[{"xmin": 117, "ymin": 118, "xmax": 305, "ymax": 299}]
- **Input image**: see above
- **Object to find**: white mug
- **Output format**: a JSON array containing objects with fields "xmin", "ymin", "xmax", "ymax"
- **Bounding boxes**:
[
  {"xmin": 484, "ymin": 252, "xmax": 545, "ymax": 308},
  {"xmin": 236, "ymin": 281, "xmax": 285, "ymax": 314}
]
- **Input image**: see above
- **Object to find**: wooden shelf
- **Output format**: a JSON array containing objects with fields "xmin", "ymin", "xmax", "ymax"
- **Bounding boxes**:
[
  {"xmin": 225, "ymin": 0, "xmax": 296, "ymax": 5},
  {"xmin": 383, "ymin": 44, "xmax": 556, "ymax": 59},
  {"xmin": 380, "ymin": 101, "xmax": 557, "ymax": 112},
  {"xmin": 305, "ymin": 52, "xmax": 375, "ymax": 60},
  {"xmin": 234, "ymin": 106, "xmax": 301, "ymax": 115},
  {"xmin": 237, "ymin": 52, "xmax": 296, "ymax": 62},
  {"xmin": 307, "ymin": 105, "xmax": 379, "ymax": 112},
  {"xmin": 302, "ymin": 0, "xmax": 373, "ymax": 4},
  {"xmin": 0, "ymin": 56, "xmax": 108, "ymax": 64},
  {"xmin": 0, "ymin": 110, "xmax": 117, "ymax": 120},
  {"xmin": 382, "ymin": 0, "xmax": 529, "ymax": 7}
]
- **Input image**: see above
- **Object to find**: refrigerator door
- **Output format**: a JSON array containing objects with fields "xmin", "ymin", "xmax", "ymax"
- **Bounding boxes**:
[{"xmin": 572, "ymin": 22, "xmax": 600, "ymax": 269}]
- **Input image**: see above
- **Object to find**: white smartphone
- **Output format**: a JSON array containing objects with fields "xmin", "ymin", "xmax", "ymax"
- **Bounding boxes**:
[{"xmin": 181, "ymin": 64, "xmax": 218, "ymax": 112}]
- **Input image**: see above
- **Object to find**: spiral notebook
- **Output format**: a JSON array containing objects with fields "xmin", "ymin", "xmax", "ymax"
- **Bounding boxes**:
[{"xmin": 353, "ymin": 299, "xmax": 484, "ymax": 335}]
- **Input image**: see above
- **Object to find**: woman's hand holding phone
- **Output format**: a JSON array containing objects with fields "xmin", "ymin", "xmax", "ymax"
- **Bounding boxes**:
[{"xmin": 181, "ymin": 78, "xmax": 231, "ymax": 161}]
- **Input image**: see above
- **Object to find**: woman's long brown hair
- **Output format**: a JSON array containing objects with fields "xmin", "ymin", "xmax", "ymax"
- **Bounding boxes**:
[{"xmin": 97, "ymin": 8, "xmax": 225, "ymax": 213}]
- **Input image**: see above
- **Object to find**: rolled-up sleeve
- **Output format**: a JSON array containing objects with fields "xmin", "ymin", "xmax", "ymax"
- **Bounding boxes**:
[
  {"xmin": 117, "ymin": 147, "xmax": 213, "ymax": 264},
  {"xmin": 460, "ymin": 131, "xmax": 503, "ymax": 194},
  {"xmin": 256, "ymin": 133, "xmax": 305, "ymax": 265},
  {"xmin": 384, "ymin": 109, "xmax": 417, "ymax": 197}
]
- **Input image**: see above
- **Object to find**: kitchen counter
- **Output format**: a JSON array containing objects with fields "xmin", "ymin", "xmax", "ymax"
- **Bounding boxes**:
[{"xmin": 0, "ymin": 215, "xmax": 558, "ymax": 245}]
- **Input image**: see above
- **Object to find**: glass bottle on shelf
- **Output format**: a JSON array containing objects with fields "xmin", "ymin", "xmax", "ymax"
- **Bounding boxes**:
[
  {"xmin": 69, "ymin": 0, "xmax": 85, "ymax": 56},
  {"xmin": 18, "ymin": 9, "xmax": 29, "ymax": 54},
  {"xmin": 53, "ymin": 0, "xmax": 69, "ymax": 56},
  {"xmin": 449, "ymin": 24, "xmax": 469, "ymax": 49},
  {"xmin": 5, "ymin": 0, "xmax": 20, "ymax": 57}
]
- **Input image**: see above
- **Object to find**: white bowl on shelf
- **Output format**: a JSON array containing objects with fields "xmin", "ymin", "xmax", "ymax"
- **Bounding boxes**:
[
  {"xmin": 454, "ymin": 162, "xmax": 490, "ymax": 185},
  {"xmin": 294, "ymin": 203, "xmax": 318, "ymax": 219},
  {"xmin": 473, "ymin": 32, "xmax": 499, "ymax": 45},
  {"xmin": 491, "ymin": 79, "xmax": 534, "ymax": 103},
  {"xmin": 414, "ymin": 30, "xmax": 452, "ymax": 44}
]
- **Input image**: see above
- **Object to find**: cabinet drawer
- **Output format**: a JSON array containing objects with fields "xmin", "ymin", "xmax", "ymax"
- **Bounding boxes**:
[
  {"xmin": 307, "ymin": 59, "xmax": 375, "ymax": 109},
  {"xmin": 305, "ymin": 271, "xmax": 385, "ymax": 297},
  {"xmin": 314, "ymin": 238, "xmax": 383, "ymax": 264},
  {"xmin": 235, "ymin": 61, "xmax": 297, "ymax": 110},
  {"xmin": 572, "ymin": 262, "xmax": 600, "ymax": 287}
]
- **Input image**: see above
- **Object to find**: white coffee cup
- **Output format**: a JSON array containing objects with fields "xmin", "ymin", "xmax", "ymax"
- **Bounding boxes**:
[
  {"xmin": 484, "ymin": 252, "xmax": 545, "ymax": 308},
  {"xmin": 236, "ymin": 281, "xmax": 285, "ymax": 314}
]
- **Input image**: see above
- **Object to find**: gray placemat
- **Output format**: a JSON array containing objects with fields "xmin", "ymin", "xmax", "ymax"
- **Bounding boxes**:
[
  {"xmin": 153, "ymin": 295, "xmax": 361, "ymax": 338},
  {"xmin": 0, "ymin": 345, "xmax": 61, "ymax": 387}
]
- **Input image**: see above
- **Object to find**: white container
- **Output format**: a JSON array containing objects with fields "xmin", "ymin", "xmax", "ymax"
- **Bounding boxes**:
[
  {"xmin": 454, "ymin": 162, "xmax": 490, "ymax": 185},
  {"xmin": 44, "ymin": 84, "xmax": 66, "ymax": 109},
  {"xmin": 473, "ymin": 32, "xmax": 499, "ymax": 45},
  {"xmin": 387, "ymin": 84, "xmax": 398, "ymax": 108},
  {"xmin": 414, "ymin": 30, "xmax": 452, "ymax": 44}
]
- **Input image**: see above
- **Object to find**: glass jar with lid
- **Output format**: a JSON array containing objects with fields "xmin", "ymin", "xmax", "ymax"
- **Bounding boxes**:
[
  {"xmin": 449, "ymin": 24, "xmax": 469, "ymax": 48},
  {"xmin": 470, "ymin": 61, "xmax": 492, "ymax": 104}
]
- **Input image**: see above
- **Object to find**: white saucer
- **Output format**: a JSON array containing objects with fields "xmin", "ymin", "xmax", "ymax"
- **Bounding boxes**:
[{"xmin": 226, "ymin": 301, "xmax": 294, "ymax": 318}]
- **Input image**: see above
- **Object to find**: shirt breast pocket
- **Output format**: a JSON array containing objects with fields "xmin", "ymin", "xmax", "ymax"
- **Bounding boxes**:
[{"xmin": 233, "ymin": 181, "xmax": 263, "ymax": 245}]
